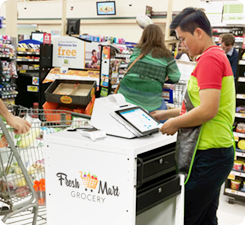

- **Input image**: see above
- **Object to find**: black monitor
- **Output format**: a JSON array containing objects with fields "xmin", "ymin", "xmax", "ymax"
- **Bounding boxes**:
[
  {"xmin": 66, "ymin": 19, "xmax": 80, "ymax": 35},
  {"xmin": 96, "ymin": 1, "xmax": 116, "ymax": 16}
]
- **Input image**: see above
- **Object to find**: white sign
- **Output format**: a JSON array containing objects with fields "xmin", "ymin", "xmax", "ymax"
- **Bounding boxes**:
[
  {"xmin": 52, "ymin": 36, "xmax": 85, "ymax": 69},
  {"xmin": 223, "ymin": 1, "xmax": 245, "ymax": 24},
  {"xmin": 200, "ymin": 1, "xmax": 223, "ymax": 25}
]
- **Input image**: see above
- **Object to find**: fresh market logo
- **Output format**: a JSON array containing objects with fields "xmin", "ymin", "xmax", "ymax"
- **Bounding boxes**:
[
  {"xmin": 56, "ymin": 171, "xmax": 120, "ymax": 204},
  {"xmin": 79, "ymin": 171, "xmax": 98, "ymax": 189}
]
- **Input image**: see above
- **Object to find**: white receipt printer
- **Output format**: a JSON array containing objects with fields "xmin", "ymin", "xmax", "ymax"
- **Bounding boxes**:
[{"xmin": 91, "ymin": 94, "xmax": 161, "ymax": 138}]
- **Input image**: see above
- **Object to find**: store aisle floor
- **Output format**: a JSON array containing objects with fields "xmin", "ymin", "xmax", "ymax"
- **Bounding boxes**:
[
  {"xmin": 0, "ymin": 187, "xmax": 244, "ymax": 225},
  {"xmin": 218, "ymin": 185, "xmax": 245, "ymax": 225}
]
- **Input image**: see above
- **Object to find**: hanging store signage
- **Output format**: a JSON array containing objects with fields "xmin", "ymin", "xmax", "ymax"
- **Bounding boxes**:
[
  {"xmin": 145, "ymin": 6, "xmax": 152, "ymax": 18},
  {"xmin": 212, "ymin": 27, "xmax": 244, "ymax": 36},
  {"xmin": 43, "ymin": 33, "xmax": 51, "ymax": 46},
  {"xmin": 222, "ymin": 1, "xmax": 245, "ymax": 24},
  {"xmin": 52, "ymin": 36, "xmax": 85, "ymax": 69}
]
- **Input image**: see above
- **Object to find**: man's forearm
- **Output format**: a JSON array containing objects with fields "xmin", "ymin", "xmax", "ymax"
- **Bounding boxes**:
[{"xmin": 173, "ymin": 106, "xmax": 214, "ymax": 128}]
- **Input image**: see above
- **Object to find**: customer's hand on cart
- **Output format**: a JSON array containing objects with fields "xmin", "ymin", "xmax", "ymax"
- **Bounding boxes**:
[{"xmin": 6, "ymin": 115, "xmax": 31, "ymax": 135}]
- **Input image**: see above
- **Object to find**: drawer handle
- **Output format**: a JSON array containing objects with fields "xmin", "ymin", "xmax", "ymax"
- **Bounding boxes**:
[
  {"xmin": 158, "ymin": 188, "xmax": 162, "ymax": 193},
  {"xmin": 159, "ymin": 159, "xmax": 168, "ymax": 164}
]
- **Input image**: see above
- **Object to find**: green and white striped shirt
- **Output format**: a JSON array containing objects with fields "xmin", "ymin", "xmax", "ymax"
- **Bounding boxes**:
[{"xmin": 118, "ymin": 48, "xmax": 181, "ymax": 111}]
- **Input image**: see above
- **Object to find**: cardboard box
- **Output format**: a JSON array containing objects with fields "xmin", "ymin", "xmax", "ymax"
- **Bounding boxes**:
[{"xmin": 45, "ymin": 79, "xmax": 96, "ymax": 106}]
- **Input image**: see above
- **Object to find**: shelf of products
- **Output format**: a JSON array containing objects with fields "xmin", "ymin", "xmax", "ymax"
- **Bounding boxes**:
[
  {"xmin": 0, "ymin": 36, "xmax": 18, "ymax": 105},
  {"xmin": 99, "ymin": 45, "xmax": 131, "ymax": 97},
  {"xmin": 17, "ymin": 51, "xmax": 40, "ymax": 55},
  {"xmin": 225, "ymin": 48, "xmax": 245, "ymax": 201},
  {"xmin": 225, "ymin": 188, "xmax": 245, "ymax": 197},
  {"xmin": 17, "ymin": 59, "xmax": 40, "ymax": 62},
  {"xmin": 15, "ymin": 41, "xmax": 40, "ymax": 108}
]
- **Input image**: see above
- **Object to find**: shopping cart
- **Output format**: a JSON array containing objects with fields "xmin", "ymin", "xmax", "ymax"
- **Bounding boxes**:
[{"xmin": 0, "ymin": 105, "xmax": 90, "ymax": 225}]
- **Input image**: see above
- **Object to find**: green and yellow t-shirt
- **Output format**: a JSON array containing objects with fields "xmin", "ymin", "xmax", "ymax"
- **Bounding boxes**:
[{"xmin": 182, "ymin": 46, "xmax": 236, "ymax": 150}]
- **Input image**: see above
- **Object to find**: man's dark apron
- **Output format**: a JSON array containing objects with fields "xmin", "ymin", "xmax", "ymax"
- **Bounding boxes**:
[{"xmin": 175, "ymin": 85, "xmax": 235, "ymax": 185}]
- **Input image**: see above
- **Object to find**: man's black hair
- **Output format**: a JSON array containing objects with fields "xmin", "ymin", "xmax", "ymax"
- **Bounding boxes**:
[{"xmin": 170, "ymin": 7, "xmax": 212, "ymax": 37}]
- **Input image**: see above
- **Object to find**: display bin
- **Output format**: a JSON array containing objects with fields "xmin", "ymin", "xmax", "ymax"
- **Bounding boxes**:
[
  {"xmin": 44, "ymin": 79, "xmax": 96, "ymax": 106},
  {"xmin": 43, "ymin": 96, "xmax": 95, "ymax": 123}
]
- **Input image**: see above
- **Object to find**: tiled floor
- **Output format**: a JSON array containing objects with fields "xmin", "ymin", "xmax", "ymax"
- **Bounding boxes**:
[
  {"xmin": 0, "ymin": 206, "xmax": 46, "ymax": 225},
  {"xmin": 0, "ymin": 185, "xmax": 244, "ymax": 225},
  {"xmin": 217, "ymin": 185, "xmax": 245, "ymax": 225}
]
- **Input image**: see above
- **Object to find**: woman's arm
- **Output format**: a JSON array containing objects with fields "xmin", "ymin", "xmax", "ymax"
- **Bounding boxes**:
[
  {"xmin": 0, "ymin": 99, "xmax": 31, "ymax": 134},
  {"xmin": 150, "ymin": 108, "xmax": 181, "ymax": 121},
  {"xmin": 166, "ymin": 56, "xmax": 181, "ymax": 83}
]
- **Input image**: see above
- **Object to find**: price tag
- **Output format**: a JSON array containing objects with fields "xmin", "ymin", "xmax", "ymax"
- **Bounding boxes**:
[
  {"xmin": 237, "ymin": 94, "xmax": 244, "ymax": 99},
  {"xmin": 239, "ymin": 77, "xmax": 245, "ymax": 82},
  {"xmin": 19, "ymin": 70, "xmax": 26, "ymax": 73},
  {"xmin": 29, "ymin": 59, "xmax": 33, "ymax": 61},
  {"xmin": 235, "ymin": 136, "xmax": 239, "ymax": 142},
  {"xmin": 228, "ymin": 174, "xmax": 235, "ymax": 180},
  {"xmin": 231, "ymin": 190, "xmax": 236, "ymax": 194},
  {"xmin": 27, "ymin": 86, "xmax": 38, "ymax": 92}
]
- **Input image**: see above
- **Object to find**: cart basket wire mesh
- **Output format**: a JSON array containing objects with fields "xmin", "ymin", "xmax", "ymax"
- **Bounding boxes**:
[{"xmin": 0, "ymin": 104, "xmax": 90, "ymax": 225}]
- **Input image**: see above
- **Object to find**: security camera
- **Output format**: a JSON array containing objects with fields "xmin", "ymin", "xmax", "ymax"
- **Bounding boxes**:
[
  {"xmin": 129, "ymin": 1, "xmax": 132, "ymax": 6},
  {"xmin": 206, "ymin": 0, "xmax": 210, "ymax": 2},
  {"xmin": 70, "ymin": 4, "xmax": 74, "ymax": 10}
]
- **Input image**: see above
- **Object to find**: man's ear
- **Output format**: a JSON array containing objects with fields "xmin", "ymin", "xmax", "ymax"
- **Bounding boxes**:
[{"xmin": 194, "ymin": 28, "xmax": 204, "ymax": 40}]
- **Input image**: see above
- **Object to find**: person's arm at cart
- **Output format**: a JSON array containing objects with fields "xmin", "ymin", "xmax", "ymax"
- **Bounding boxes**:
[
  {"xmin": 150, "ymin": 108, "xmax": 181, "ymax": 121},
  {"xmin": 0, "ymin": 99, "xmax": 31, "ymax": 134},
  {"xmin": 159, "ymin": 54, "xmax": 223, "ymax": 135},
  {"xmin": 166, "ymin": 56, "xmax": 181, "ymax": 83},
  {"xmin": 159, "ymin": 89, "xmax": 220, "ymax": 135}
]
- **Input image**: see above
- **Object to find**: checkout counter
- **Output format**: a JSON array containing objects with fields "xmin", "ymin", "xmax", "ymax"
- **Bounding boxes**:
[{"xmin": 44, "ymin": 94, "xmax": 184, "ymax": 225}]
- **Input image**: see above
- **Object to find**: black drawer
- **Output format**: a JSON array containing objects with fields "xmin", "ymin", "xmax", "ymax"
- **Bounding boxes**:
[
  {"xmin": 136, "ymin": 174, "xmax": 181, "ymax": 215},
  {"xmin": 137, "ymin": 143, "xmax": 176, "ymax": 186}
]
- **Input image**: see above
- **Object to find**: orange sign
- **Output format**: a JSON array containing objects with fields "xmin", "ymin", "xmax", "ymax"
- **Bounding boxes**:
[
  {"xmin": 91, "ymin": 87, "xmax": 95, "ymax": 97},
  {"xmin": 60, "ymin": 96, "xmax": 72, "ymax": 104}
]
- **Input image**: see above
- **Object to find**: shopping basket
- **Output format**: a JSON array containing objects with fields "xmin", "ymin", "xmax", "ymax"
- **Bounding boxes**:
[{"xmin": 0, "ymin": 104, "xmax": 91, "ymax": 225}]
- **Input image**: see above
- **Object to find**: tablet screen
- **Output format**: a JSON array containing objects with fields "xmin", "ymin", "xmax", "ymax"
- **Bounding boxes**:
[{"xmin": 116, "ymin": 107, "xmax": 160, "ymax": 134}]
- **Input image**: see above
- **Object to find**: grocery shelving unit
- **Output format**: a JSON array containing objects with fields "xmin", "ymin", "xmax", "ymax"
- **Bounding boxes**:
[
  {"xmin": 99, "ymin": 45, "xmax": 131, "ymax": 97},
  {"xmin": 15, "ymin": 46, "xmax": 40, "ymax": 108},
  {"xmin": 225, "ymin": 48, "xmax": 245, "ymax": 203},
  {"xmin": 0, "ymin": 37, "xmax": 18, "ymax": 104}
]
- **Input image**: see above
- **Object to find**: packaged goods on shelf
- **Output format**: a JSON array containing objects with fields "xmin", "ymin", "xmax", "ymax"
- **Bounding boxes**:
[
  {"xmin": 231, "ymin": 179, "xmax": 241, "ymax": 190},
  {"xmin": 236, "ymin": 106, "xmax": 245, "ymax": 113},
  {"xmin": 236, "ymin": 123, "xmax": 245, "ymax": 133},
  {"xmin": 238, "ymin": 140, "xmax": 245, "ymax": 150}
]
